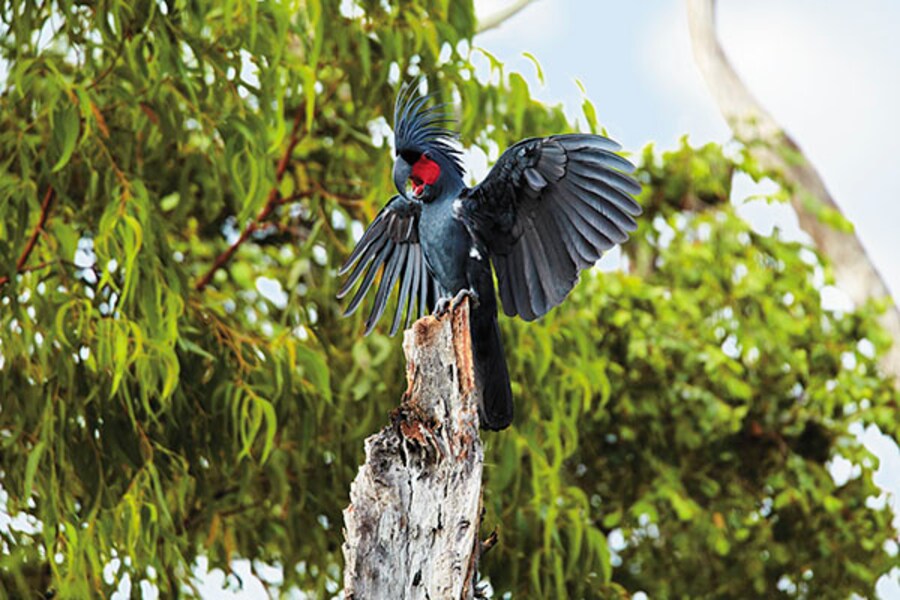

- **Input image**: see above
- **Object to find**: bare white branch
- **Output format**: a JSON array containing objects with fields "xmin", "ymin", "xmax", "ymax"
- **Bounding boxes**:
[
  {"xmin": 476, "ymin": 0, "xmax": 539, "ymax": 34},
  {"xmin": 686, "ymin": 0, "xmax": 900, "ymax": 380}
]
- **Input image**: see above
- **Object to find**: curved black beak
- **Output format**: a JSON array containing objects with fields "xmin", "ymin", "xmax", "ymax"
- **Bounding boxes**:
[{"xmin": 393, "ymin": 158, "xmax": 414, "ymax": 201}]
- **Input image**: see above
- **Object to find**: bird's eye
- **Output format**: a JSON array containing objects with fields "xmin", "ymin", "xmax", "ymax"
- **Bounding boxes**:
[{"xmin": 400, "ymin": 150, "xmax": 420, "ymax": 164}]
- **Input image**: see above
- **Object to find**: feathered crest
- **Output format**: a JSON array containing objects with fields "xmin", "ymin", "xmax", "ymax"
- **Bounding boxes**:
[{"xmin": 393, "ymin": 79, "xmax": 465, "ymax": 179}]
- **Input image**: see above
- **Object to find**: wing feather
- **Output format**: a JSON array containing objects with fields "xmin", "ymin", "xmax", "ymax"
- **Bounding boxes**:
[
  {"xmin": 402, "ymin": 253, "xmax": 422, "ymax": 331},
  {"xmin": 419, "ymin": 254, "xmax": 431, "ymax": 318},
  {"xmin": 572, "ymin": 148, "xmax": 636, "ymax": 174},
  {"xmin": 339, "ymin": 216, "xmax": 388, "ymax": 276},
  {"xmin": 526, "ymin": 223, "xmax": 565, "ymax": 315},
  {"xmin": 566, "ymin": 171, "xmax": 642, "ymax": 216},
  {"xmin": 531, "ymin": 213, "xmax": 577, "ymax": 306},
  {"xmin": 555, "ymin": 190, "xmax": 616, "ymax": 252},
  {"xmin": 336, "ymin": 233, "xmax": 389, "ymax": 299},
  {"xmin": 557, "ymin": 183, "xmax": 625, "ymax": 245},
  {"xmin": 366, "ymin": 244, "xmax": 406, "ymax": 334},
  {"xmin": 509, "ymin": 246, "xmax": 536, "ymax": 320},
  {"xmin": 556, "ymin": 134, "xmax": 621, "ymax": 152},
  {"xmin": 566, "ymin": 161, "xmax": 642, "ymax": 196},
  {"xmin": 338, "ymin": 195, "xmax": 437, "ymax": 335},
  {"xmin": 549, "ymin": 204, "xmax": 598, "ymax": 268},
  {"xmin": 343, "ymin": 243, "xmax": 392, "ymax": 317},
  {"xmin": 519, "ymin": 228, "xmax": 548, "ymax": 318},
  {"xmin": 493, "ymin": 253, "xmax": 515, "ymax": 316},
  {"xmin": 463, "ymin": 133, "xmax": 642, "ymax": 320}
]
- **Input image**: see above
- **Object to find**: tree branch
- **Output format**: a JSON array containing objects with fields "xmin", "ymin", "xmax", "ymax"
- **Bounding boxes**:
[
  {"xmin": 194, "ymin": 108, "xmax": 305, "ymax": 292},
  {"xmin": 686, "ymin": 0, "xmax": 900, "ymax": 380},
  {"xmin": 476, "ymin": 0, "xmax": 539, "ymax": 34},
  {"xmin": 0, "ymin": 186, "xmax": 55, "ymax": 288},
  {"xmin": 342, "ymin": 300, "xmax": 485, "ymax": 599}
]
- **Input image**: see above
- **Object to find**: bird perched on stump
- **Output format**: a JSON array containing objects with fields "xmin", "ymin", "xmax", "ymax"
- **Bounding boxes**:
[{"xmin": 339, "ymin": 81, "xmax": 642, "ymax": 431}]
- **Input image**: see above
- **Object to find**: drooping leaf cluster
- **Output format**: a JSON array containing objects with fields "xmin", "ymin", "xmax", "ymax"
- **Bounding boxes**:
[{"xmin": 0, "ymin": 1, "xmax": 896, "ymax": 598}]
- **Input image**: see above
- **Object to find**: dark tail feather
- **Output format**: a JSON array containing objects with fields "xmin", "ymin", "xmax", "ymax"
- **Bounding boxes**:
[{"xmin": 469, "ymin": 304, "xmax": 514, "ymax": 430}]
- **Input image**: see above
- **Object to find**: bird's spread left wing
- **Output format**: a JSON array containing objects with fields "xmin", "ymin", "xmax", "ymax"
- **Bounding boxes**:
[
  {"xmin": 338, "ymin": 195, "xmax": 438, "ymax": 335},
  {"xmin": 462, "ymin": 134, "xmax": 642, "ymax": 321}
]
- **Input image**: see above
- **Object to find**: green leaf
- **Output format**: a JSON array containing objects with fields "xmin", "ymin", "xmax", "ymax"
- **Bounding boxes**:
[
  {"xmin": 297, "ymin": 345, "xmax": 332, "ymax": 404},
  {"xmin": 23, "ymin": 441, "xmax": 46, "ymax": 499},
  {"xmin": 602, "ymin": 508, "xmax": 622, "ymax": 529},
  {"xmin": 522, "ymin": 51, "xmax": 545, "ymax": 85},
  {"xmin": 255, "ymin": 395, "xmax": 278, "ymax": 463},
  {"xmin": 588, "ymin": 528, "xmax": 612, "ymax": 582},
  {"xmin": 51, "ymin": 101, "xmax": 80, "ymax": 173},
  {"xmin": 160, "ymin": 192, "xmax": 180, "ymax": 212}
]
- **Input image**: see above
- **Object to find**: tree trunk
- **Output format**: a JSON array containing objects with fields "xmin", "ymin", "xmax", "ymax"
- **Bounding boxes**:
[
  {"xmin": 686, "ymin": 0, "xmax": 900, "ymax": 380},
  {"xmin": 342, "ymin": 300, "xmax": 484, "ymax": 600}
]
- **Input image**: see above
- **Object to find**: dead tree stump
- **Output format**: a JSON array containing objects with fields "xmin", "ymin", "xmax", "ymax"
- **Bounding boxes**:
[{"xmin": 342, "ymin": 300, "xmax": 484, "ymax": 600}]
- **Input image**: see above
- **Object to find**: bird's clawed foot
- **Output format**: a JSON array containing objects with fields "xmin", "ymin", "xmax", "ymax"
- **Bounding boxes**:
[
  {"xmin": 433, "ymin": 297, "xmax": 451, "ymax": 317},
  {"xmin": 434, "ymin": 288, "xmax": 480, "ymax": 317},
  {"xmin": 452, "ymin": 288, "xmax": 480, "ymax": 310}
]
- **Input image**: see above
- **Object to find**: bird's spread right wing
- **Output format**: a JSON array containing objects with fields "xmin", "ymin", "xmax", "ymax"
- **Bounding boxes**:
[
  {"xmin": 462, "ymin": 134, "xmax": 642, "ymax": 321},
  {"xmin": 338, "ymin": 195, "xmax": 439, "ymax": 336}
]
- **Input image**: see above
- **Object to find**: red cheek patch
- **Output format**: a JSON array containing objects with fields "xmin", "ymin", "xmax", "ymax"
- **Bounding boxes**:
[{"xmin": 412, "ymin": 155, "xmax": 441, "ymax": 186}]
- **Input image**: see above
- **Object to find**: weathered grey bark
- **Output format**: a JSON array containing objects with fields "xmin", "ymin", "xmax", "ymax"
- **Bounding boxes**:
[
  {"xmin": 686, "ymin": 0, "xmax": 900, "ymax": 380},
  {"xmin": 342, "ymin": 300, "xmax": 484, "ymax": 600}
]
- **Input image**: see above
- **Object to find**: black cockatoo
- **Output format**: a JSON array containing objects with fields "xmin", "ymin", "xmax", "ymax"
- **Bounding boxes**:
[{"xmin": 338, "ymin": 82, "xmax": 641, "ymax": 430}]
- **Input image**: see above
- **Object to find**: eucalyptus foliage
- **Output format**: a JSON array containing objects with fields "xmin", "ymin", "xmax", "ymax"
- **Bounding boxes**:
[{"xmin": 0, "ymin": 1, "xmax": 897, "ymax": 598}]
